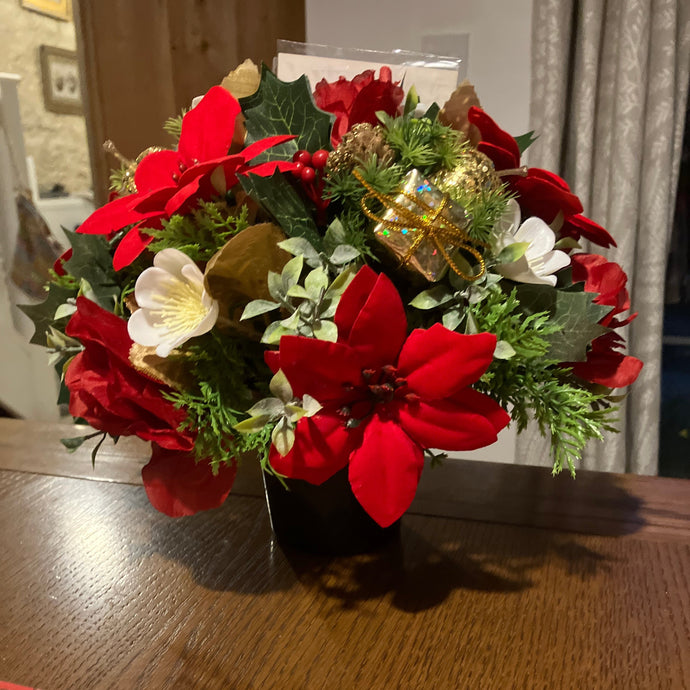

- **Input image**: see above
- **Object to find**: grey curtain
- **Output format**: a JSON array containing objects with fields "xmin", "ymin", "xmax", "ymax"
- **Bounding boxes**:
[{"xmin": 517, "ymin": 0, "xmax": 690, "ymax": 474}]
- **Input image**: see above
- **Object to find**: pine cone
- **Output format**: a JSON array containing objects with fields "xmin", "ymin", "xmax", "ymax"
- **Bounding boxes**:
[{"xmin": 326, "ymin": 123, "xmax": 394, "ymax": 173}]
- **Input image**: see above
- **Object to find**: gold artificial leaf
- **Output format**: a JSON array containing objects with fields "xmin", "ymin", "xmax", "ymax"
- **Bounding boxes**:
[
  {"xmin": 204, "ymin": 223, "xmax": 291, "ymax": 335},
  {"xmin": 221, "ymin": 59, "xmax": 261, "ymax": 99},
  {"xmin": 129, "ymin": 343, "xmax": 194, "ymax": 391},
  {"xmin": 439, "ymin": 80, "xmax": 482, "ymax": 147}
]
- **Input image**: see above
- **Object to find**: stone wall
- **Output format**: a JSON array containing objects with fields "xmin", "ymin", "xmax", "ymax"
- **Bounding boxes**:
[{"xmin": 0, "ymin": 0, "xmax": 91, "ymax": 194}]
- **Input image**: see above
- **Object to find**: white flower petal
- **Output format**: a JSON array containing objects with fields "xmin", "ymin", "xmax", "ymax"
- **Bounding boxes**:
[
  {"xmin": 134, "ymin": 268, "xmax": 178, "ymax": 308},
  {"xmin": 129, "ymin": 248, "xmax": 219, "ymax": 357},
  {"xmin": 515, "ymin": 217, "xmax": 555, "ymax": 257},
  {"xmin": 180, "ymin": 261, "xmax": 205, "ymax": 285},
  {"xmin": 127, "ymin": 308, "xmax": 161, "ymax": 346},
  {"xmin": 154, "ymin": 248, "xmax": 195, "ymax": 279},
  {"xmin": 538, "ymin": 250, "xmax": 571, "ymax": 277}
]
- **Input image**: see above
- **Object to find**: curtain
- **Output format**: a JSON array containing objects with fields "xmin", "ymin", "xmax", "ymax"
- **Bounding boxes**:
[{"xmin": 517, "ymin": 0, "xmax": 690, "ymax": 474}]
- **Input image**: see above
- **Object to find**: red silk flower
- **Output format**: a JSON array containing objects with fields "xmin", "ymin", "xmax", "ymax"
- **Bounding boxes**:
[
  {"xmin": 467, "ymin": 106, "xmax": 616, "ymax": 249},
  {"xmin": 65, "ymin": 296, "xmax": 194, "ymax": 451},
  {"xmin": 566, "ymin": 253, "xmax": 643, "ymax": 388},
  {"xmin": 314, "ymin": 67, "xmax": 404, "ymax": 146},
  {"xmin": 77, "ymin": 86, "xmax": 295, "ymax": 270},
  {"xmin": 268, "ymin": 266, "xmax": 510, "ymax": 527},
  {"xmin": 65, "ymin": 296, "xmax": 235, "ymax": 516},
  {"xmin": 142, "ymin": 445, "xmax": 237, "ymax": 517}
]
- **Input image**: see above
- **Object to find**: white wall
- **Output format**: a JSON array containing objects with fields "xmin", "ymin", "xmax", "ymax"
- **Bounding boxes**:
[
  {"xmin": 0, "ymin": 0, "xmax": 91, "ymax": 194},
  {"xmin": 306, "ymin": 0, "xmax": 533, "ymax": 137}
]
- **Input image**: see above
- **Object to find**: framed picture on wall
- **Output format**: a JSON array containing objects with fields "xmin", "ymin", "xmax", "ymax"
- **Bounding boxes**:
[
  {"xmin": 20, "ymin": 0, "xmax": 71, "ymax": 21},
  {"xmin": 39, "ymin": 45, "xmax": 82, "ymax": 115}
]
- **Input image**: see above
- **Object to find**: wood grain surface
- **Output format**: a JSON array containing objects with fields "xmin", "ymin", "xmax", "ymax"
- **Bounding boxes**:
[{"xmin": 0, "ymin": 419, "xmax": 689, "ymax": 689}]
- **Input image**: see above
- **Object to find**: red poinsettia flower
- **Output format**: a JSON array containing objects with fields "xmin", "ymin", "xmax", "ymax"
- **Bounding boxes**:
[
  {"xmin": 566, "ymin": 253, "xmax": 643, "ymax": 388},
  {"xmin": 467, "ymin": 106, "xmax": 617, "ymax": 249},
  {"xmin": 268, "ymin": 266, "xmax": 510, "ymax": 527},
  {"xmin": 314, "ymin": 67, "xmax": 404, "ymax": 146},
  {"xmin": 142, "ymin": 445, "xmax": 237, "ymax": 518},
  {"xmin": 77, "ymin": 86, "xmax": 296, "ymax": 270},
  {"xmin": 65, "ymin": 296, "xmax": 194, "ymax": 451}
]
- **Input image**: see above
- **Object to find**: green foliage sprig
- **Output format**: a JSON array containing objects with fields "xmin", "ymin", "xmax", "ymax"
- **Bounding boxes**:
[
  {"xmin": 166, "ymin": 332, "xmax": 273, "ymax": 472},
  {"xmin": 147, "ymin": 201, "xmax": 250, "ymax": 262},
  {"xmin": 468, "ymin": 287, "xmax": 617, "ymax": 476}
]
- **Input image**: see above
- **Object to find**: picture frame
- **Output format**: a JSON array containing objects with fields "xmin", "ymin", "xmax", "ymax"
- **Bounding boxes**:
[
  {"xmin": 39, "ymin": 45, "xmax": 82, "ymax": 115},
  {"xmin": 20, "ymin": 0, "xmax": 71, "ymax": 21}
]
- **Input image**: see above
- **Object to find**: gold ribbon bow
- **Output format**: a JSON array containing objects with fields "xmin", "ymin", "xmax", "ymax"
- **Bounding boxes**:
[{"xmin": 352, "ymin": 169, "xmax": 487, "ymax": 281}]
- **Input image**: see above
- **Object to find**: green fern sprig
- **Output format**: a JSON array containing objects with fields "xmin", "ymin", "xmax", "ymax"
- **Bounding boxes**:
[{"xmin": 147, "ymin": 201, "xmax": 250, "ymax": 262}]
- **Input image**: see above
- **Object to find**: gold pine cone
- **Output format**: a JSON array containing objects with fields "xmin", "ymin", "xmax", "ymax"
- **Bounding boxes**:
[{"xmin": 326, "ymin": 123, "xmax": 394, "ymax": 174}]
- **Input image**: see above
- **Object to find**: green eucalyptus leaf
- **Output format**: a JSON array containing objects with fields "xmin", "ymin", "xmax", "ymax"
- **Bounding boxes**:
[
  {"xmin": 266, "ymin": 271, "xmax": 284, "ymax": 302},
  {"xmin": 280, "ymin": 310, "xmax": 302, "ymax": 330},
  {"xmin": 278, "ymin": 237, "xmax": 321, "ymax": 263},
  {"xmin": 301, "ymin": 393, "xmax": 322, "ymax": 417},
  {"xmin": 271, "ymin": 417, "xmax": 296, "ymax": 457},
  {"xmin": 329, "ymin": 244, "xmax": 360, "ymax": 265},
  {"xmin": 312, "ymin": 320, "xmax": 338, "ymax": 342},
  {"xmin": 286, "ymin": 284, "xmax": 310, "ymax": 299},
  {"xmin": 554, "ymin": 237, "xmax": 582, "ymax": 251},
  {"xmin": 305, "ymin": 267, "xmax": 329, "ymax": 298},
  {"xmin": 410, "ymin": 285, "xmax": 454, "ymax": 310},
  {"xmin": 234, "ymin": 416, "xmax": 272, "ymax": 434},
  {"xmin": 494, "ymin": 340, "xmax": 517, "ymax": 360},
  {"xmin": 496, "ymin": 241, "xmax": 530, "ymax": 264},
  {"xmin": 281, "ymin": 255, "xmax": 304, "ymax": 291},
  {"xmin": 261, "ymin": 322, "xmax": 293, "ymax": 345},
  {"xmin": 324, "ymin": 218, "xmax": 348, "ymax": 253},
  {"xmin": 442, "ymin": 307, "xmax": 463, "ymax": 331},
  {"xmin": 240, "ymin": 299, "xmax": 280, "ymax": 321},
  {"xmin": 319, "ymin": 296, "xmax": 337, "ymax": 319},
  {"xmin": 248, "ymin": 398, "xmax": 285, "ymax": 419},
  {"xmin": 324, "ymin": 264, "xmax": 357, "ymax": 300},
  {"xmin": 269, "ymin": 369, "xmax": 294, "ymax": 403},
  {"xmin": 284, "ymin": 403, "xmax": 308, "ymax": 424},
  {"xmin": 465, "ymin": 311, "xmax": 479, "ymax": 334}
]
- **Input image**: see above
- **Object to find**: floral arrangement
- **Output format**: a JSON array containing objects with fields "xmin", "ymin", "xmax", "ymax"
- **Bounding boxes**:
[{"xmin": 23, "ymin": 61, "xmax": 642, "ymax": 528}]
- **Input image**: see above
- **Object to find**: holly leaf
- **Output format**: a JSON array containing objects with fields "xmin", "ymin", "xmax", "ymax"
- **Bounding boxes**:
[
  {"xmin": 514, "ymin": 130, "xmax": 538, "ymax": 155},
  {"xmin": 19, "ymin": 283, "xmax": 76, "ymax": 346},
  {"xmin": 63, "ymin": 230, "xmax": 119, "ymax": 309},
  {"xmin": 239, "ymin": 171, "xmax": 322, "ymax": 250},
  {"xmin": 515, "ymin": 284, "xmax": 611, "ymax": 361},
  {"xmin": 240, "ymin": 65, "xmax": 335, "ymax": 161}
]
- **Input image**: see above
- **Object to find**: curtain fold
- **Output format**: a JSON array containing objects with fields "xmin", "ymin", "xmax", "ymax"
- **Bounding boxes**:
[{"xmin": 520, "ymin": 0, "xmax": 690, "ymax": 474}]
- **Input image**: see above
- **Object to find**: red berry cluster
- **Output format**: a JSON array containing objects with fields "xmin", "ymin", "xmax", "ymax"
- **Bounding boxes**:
[{"xmin": 291, "ymin": 149, "xmax": 330, "ymax": 218}]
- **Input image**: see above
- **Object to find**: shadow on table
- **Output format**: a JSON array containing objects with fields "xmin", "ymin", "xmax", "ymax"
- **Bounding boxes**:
[{"xmin": 143, "ymin": 471, "xmax": 643, "ymax": 612}]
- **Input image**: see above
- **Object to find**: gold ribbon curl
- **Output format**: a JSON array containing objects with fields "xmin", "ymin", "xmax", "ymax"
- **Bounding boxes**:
[{"xmin": 352, "ymin": 170, "xmax": 488, "ymax": 282}]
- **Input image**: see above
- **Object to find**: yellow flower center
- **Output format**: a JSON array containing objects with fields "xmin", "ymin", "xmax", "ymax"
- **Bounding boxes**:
[{"xmin": 154, "ymin": 277, "xmax": 208, "ymax": 337}]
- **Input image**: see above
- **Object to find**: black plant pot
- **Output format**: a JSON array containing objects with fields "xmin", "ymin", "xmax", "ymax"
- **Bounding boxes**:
[{"xmin": 263, "ymin": 468, "xmax": 401, "ymax": 555}]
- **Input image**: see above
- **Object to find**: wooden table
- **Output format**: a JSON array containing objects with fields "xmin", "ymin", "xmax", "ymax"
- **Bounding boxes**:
[{"xmin": 1, "ymin": 418, "xmax": 689, "ymax": 689}]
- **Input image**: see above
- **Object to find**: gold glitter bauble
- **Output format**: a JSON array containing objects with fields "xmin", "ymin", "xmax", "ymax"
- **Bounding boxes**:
[
  {"xmin": 326, "ymin": 123, "xmax": 394, "ymax": 174},
  {"xmin": 433, "ymin": 148, "xmax": 501, "ymax": 197}
]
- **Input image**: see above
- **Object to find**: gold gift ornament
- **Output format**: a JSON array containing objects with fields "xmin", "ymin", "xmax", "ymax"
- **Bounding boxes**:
[{"xmin": 354, "ymin": 169, "xmax": 486, "ymax": 282}]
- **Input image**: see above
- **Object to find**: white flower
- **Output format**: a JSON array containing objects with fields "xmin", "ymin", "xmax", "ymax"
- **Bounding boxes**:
[
  {"xmin": 128, "ymin": 248, "xmax": 219, "ymax": 357},
  {"xmin": 492, "ymin": 199, "xmax": 570, "ymax": 286}
]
